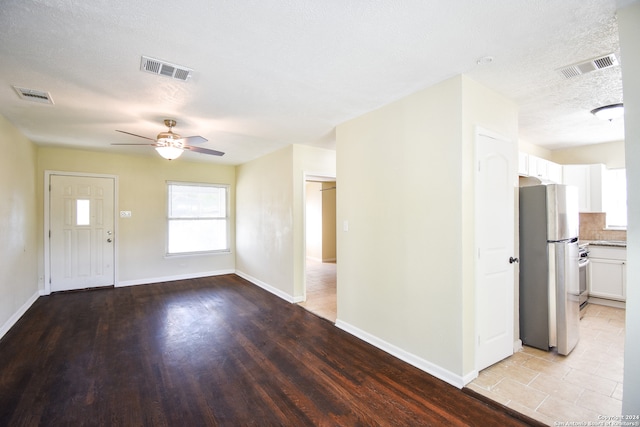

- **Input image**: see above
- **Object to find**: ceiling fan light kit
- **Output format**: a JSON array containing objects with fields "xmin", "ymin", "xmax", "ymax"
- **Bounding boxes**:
[
  {"xmin": 155, "ymin": 120, "xmax": 185, "ymax": 160},
  {"xmin": 113, "ymin": 119, "xmax": 224, "ymax": 160},
  {"xmin": 155, "ymin": 145, "xmax": 184, "ymax": 160},
  {"xmin": 590, "ymin": 103, "xmax": 624, "ymax": 121}
]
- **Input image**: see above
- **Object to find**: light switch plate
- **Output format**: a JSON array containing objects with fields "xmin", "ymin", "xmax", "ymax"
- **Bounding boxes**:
[{"xmin": 120, "ymin": 210, "xmax": 132, "ymax": 218}]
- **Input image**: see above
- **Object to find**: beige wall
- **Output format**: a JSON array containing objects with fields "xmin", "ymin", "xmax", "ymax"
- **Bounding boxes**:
[
  {"xmin": 37, "ymin": 147, "xmax": 236, "ymax": 286},
  {"xmin": 336, "ymin": 75, "xmax": 517, "ymax": 384},
  {"xmin": 519, "ymin": 139, "xmax": 553, "ymax": 159},
  {"xmin": 619, "ymin": 0, "xmax": 640, "ymax": 415},
  {"xmin": 0, "ymin": 115, "xmax": 39, "ymax": 336},
  {"xmin": 236, "ymin": 145, "xmax": 335, "ymax": 301},
  {"xmin": 236, "ymin": 146, "xmax": 295, "ymax": 297},
  {"xmin": 551, "ymin": 140, "xmax": 625, "ymax": 169}
]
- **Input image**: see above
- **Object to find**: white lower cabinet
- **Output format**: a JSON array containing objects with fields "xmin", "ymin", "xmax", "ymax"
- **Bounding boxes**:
[{"xmin": 588, "ymin": 246, "xmax": 626, "ymax": 301}]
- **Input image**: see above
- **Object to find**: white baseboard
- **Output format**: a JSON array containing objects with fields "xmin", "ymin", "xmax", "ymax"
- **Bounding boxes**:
[
  {"xmin": 587, "ymin": 297, "xmax": 626, "ymax": 309},
  {"xmin": 116, "ymin": 269, "xmax": 235, "ymax": 288},
  {"xmin": 0, "ymin": 290, "xmax": 40, "ymax": 341},
  {"xmin": 234, "ymin": 270, "xmax": 303, "ymax": 303},
  {"xmin": 462, "ymin": 370, "xmax": 479, "ymax": 385},
  {"xmin": 513, "ymin": 339, "xmax": 523, "ymax": 353},
  {"xmin": 335, "ymin": 319, "xmax": 467, "ymax": 389}
]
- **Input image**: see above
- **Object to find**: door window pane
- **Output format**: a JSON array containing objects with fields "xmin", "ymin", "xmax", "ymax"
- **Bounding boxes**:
[{"xmin": 77, "ymin": 199, "xmax": 90, "ymax": 225}]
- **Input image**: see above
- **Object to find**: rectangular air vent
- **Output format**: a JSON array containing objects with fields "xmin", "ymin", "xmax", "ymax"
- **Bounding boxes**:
[
  {"xmin": 558, "ymin": 53, "xmax": 619, "ymax": 79},
  {"xmin": 13, "ymin": 86, "xmax": 54, "ymax": 105},
  {"xmin": 140, "ymin": 56, "xmax": 193, "ymax": 81}
]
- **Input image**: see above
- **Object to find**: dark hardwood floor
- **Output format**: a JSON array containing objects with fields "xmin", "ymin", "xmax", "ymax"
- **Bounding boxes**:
[{"xmin": 0, "ymin": 275, "xmax": 541, "ymax": 426}]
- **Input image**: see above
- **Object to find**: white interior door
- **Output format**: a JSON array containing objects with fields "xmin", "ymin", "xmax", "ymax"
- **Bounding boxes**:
[
  {"xmin": 50, "ymin": 175, "xmax": 115, "ymax": 292},
  {"xmin": 476, "ymin": 131, "xmax": 517, "ymax": 371}
]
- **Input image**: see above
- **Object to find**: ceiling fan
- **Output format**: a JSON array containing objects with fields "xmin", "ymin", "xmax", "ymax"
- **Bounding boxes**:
[{"xmin": 113, "ymin": 119, "xmax": 224, "ymax": 160}]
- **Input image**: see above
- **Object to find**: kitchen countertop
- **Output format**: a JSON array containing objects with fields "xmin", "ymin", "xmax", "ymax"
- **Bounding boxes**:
[{"xmin": 580, "ymin": 240, "xmax": 627, "ymax": 247}]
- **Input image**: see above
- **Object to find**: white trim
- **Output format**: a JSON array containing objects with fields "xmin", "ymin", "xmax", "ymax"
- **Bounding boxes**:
[
  {"xmin": 0, "ymin": 291, "xmax": 39, "ymax": 340},
  {"xmin": 514, "ymin": 339, "xmax": 523, "ymax": 353},
  {"xmin": 302, "ymin": 171, "xmax": 337, "ymax": 306},
  {"xmin": 587, "ymin": 297, "xmax": 626, "ymax": 309},
  {"xmin": 473, "ymin": 127, "xmax": 517, "ymax": 373},
  {"xmin": 462, "ymin": 370, "xmax": 479, "ymax": 386},
  {"xmin": 235, "ymin": 270, "xmax": 303, "ymax": 303},
  {"xmin": 116, "ymin": 269, "xmax": 235, "ymax": 288},
  {"xmin": 335, "ymin": 319, "xmax": 467, "ymax": 389},
  {"xmin": 165, "ymin": 182, "xmax": 231, "ymax": 255},
  {"xmin": 44, "ymin": 171, "xmax": 119, "ymax": 295}
]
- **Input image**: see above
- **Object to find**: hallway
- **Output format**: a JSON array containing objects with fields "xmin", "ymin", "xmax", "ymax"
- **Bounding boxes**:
[{"xmin": 298, "ymin": 259, "xmax": 336, "ymax": 323}]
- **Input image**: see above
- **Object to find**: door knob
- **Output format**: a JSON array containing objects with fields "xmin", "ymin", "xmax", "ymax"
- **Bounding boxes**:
[
  {"xmin": 107, "ymin": 238, "xmax": 112, "ymax": 243},
  {"xmin": 509, "ymin": 257, "xmax": 519, "ymax": 264}
]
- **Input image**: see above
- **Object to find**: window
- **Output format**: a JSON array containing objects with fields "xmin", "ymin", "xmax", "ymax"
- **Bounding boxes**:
[
  {"xmin": 76, "ymin": 199, "xmax": 90, "ymax": 225},
  {"xmin": 602, "ymin": 168, "xmax": 627, "ymax": 228},
  {"xmin": 167, "ymin": 182, "xmax": 229, "ymax": 254}
]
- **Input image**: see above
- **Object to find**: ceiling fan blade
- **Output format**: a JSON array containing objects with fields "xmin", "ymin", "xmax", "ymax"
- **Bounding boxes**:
[
  {"xmin": 115, "ymin": 130, "xmax": 156, "ymax": 141},
  {"xmin": 185, "ymin": 145, "xmax": 225, "ymax": 156},
  {"xmin": 183, "ymin": 135, "xmax": 208, "ymax": 145},
  {"xmin": 111, "ymin": 143, "xmax": 157, "ymax": 146}
]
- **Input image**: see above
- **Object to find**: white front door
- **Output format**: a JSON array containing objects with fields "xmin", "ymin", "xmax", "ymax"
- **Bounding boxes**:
[
  {"xmin": 475, "ymin": 131, "xmax": 517, "ymax": 371},
  {"xmin": 50, "ymin": 175, "xmax": 115, "ymax": 292}
]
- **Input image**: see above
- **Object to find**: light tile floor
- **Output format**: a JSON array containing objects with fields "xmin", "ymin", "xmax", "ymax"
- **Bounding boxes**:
[
  {"xmin": 468, "ymin": 303, "xmax": 625, "ymax": 426},
  {"xmin": 298, "ymin": 258, "xmax": 337, "ymax": 322}
]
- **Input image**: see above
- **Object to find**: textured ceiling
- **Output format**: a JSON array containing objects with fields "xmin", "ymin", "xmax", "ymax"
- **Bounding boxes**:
[{"xmin": 0, "ymin": 0, "xmax": 627, "ymax": 164}]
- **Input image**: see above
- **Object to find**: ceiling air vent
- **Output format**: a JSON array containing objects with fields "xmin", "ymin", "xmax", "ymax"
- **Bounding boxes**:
[
  {"xmin": 140, "ymin": 56, "xmax": 193, "ymax": 81},
  {"xmin": 557, "ymin": 53, "xmax": 619, "ymax": 79},
  {"xmin": 13, "ymin": 86, "xmax": 54, "ymax": 105}
]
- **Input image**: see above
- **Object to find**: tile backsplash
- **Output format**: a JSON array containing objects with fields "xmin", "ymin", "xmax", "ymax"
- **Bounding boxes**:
[{"xmin": 579, "ymin": 212, "xmax": 627, "ymax": 241}]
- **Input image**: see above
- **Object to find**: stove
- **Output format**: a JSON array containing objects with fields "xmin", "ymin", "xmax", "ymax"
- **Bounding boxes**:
[{"xmin": 578, "ymin": 244, "xmax": 589, "ymax": 316}]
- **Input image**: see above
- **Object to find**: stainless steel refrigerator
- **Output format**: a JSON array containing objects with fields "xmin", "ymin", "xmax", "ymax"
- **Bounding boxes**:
[{"xmin": 519, "ymin": 184, "xmax": 580, "ymax": 355}]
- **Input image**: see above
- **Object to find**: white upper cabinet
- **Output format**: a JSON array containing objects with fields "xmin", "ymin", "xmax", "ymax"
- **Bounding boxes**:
[
  {"xmin": 518, "ymin": 152, "xmax": 529, "ymax": 176},
  {"xmin": 517, "ymin": 152, "xmax": 562, "ymax": 184},
  {"xmin": 562, "ymin": 164, "xmax": 604, "ymax": 212},
  {"xmin": 547, "ymin": 162, "xmax": 563, "ymax": 184},
  {"xmin": 530, "ymin": 155, "xmax": 548, "ymax": 179}
]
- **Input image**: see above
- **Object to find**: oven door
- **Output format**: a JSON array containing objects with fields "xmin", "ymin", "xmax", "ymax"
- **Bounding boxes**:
[{"xmin": 578, "ymin": 257, "xmax": 589, "ymax": 311}]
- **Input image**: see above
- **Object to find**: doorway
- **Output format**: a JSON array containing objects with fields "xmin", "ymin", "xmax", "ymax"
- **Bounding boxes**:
[
  {"xmin": 45, "ymin": 172, "xmax": 117, "ymax": 293},
  {"xmin": 299, "ymin": 177, "xmax": 337, "ymax": 322}
]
